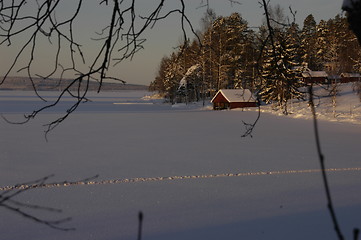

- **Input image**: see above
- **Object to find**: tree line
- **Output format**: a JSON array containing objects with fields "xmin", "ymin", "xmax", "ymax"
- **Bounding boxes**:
[{"xmin": 149, "ymin": 7, "xmax": 361, "ymax": 111}]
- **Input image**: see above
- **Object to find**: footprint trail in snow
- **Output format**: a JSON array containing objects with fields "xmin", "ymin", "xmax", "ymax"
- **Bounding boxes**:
[{"xmin": 1, "ymin": 167, "xmax": 360, "ymax": 191}]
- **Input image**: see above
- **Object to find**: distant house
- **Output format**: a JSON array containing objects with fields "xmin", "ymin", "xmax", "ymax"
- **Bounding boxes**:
[
  {"xmin": 302, "ymin": 71, "xmax": 329, "ymax": 84},
  {"xmin": 211, "ymin": 89, "xmax": 258, "ymax": 110},
  {"xmin": 340, "ymin": 73, "xmax": 361, "ymax": 83}
]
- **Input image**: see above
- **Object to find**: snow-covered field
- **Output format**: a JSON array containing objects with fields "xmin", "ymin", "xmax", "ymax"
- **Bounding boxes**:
[
  {"xmin": 260, "ymin": 84, "xmax": 361, "ymax": 125},
  {"xmin": 0, "ymin": 86, "xmax": 360, "ymax": 240}
]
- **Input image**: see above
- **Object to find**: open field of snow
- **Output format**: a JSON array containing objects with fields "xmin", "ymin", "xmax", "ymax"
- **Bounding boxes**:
[{"xmin": 0, "ymin": 88, "xmax": 360, "ymax": 240}]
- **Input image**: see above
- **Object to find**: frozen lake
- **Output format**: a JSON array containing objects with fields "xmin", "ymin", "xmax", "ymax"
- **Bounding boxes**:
[
  {"xmin": 0, "ymin": 90, "xmax": 170, "ymax": 114},
  {"xmin": 0, "ymin": 90, "xmax": 360, "ymax": 240}
]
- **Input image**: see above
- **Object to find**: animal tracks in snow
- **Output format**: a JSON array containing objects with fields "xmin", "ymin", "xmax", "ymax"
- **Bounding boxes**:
[{"xmin": 1, "ymin": 167, "xmax": 360, "ymax": 191}]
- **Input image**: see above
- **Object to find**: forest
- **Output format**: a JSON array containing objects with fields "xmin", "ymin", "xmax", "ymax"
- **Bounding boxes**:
[{"xmin": 149, "ymin": 6, "xmax": 361, "ymax": 112}]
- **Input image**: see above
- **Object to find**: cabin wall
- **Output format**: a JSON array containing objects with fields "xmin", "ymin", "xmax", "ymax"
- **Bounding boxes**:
[
  {"xmin": 230, "ymin": 102, "xmax": 258, "ymax": 109},
  {"xmin": 304, "ymin": 77, "xmax": 329, "ymax": 84},
  {"xmin": 213, "ymin": 102, "xmax": 230, "ymax": 110},
  {"xmin": 340, "ymin": 77, "xmax": 361, "ymax": 83}
]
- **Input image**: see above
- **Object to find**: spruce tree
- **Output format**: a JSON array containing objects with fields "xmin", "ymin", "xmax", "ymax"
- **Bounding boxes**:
[
  {"xmin": 260, "ymin": 24, "xmax": 303, "ymax": 114},
  {"xmin": 301, "ymin": 14, "xmax": 318, "ymax": 70}
]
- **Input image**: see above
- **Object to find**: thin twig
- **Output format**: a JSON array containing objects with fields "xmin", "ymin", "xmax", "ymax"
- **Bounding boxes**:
[
  {"xmin": 308, "ymin": 85, "xmax": 344, "ymax": 240},
  {"xmin": 241, "ymin": 100, "xmax": 261, "ymax": 138},
  {"xmin": 0, "ymin": 0, "xmax": 198, "ymax": 135},
  {"xmin": 0, "ymin": 175, "xmax": 98, "ymax": 231}
]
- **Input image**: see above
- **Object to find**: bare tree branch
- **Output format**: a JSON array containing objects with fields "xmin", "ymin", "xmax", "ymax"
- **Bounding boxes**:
[
  {"xmin": 0, "ymin": 175, "xmax": 100, "ymax": 231},
  {"xmin": 137, "ymin": 211, "xmax": 144, "ymax": 240},
  {"xmin": 241, "ymin": 100, "xmax": 261, "ymax": 138},
  {"xmin": 308, "ymin": 85, "xmax": 345, "ymax": 240},
  {"xmin": 0, "ymin": 0, "xmax": 198, "ymax": 135}
]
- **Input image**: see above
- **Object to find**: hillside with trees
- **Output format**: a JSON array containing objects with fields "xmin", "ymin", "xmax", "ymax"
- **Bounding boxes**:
[{"xmin": 149, "ymin": 9, "xmax": 361, "ymax": 110}]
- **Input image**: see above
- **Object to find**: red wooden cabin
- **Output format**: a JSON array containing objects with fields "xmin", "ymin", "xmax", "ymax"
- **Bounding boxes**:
[{"xmin": 211, "ymin": 89, "xmax": 258, "ymax": 110}]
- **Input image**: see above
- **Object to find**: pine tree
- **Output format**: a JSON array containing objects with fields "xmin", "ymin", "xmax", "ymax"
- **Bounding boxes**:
[
  {"xmin": 149, "ymin": 56, "xmax": 170, "ymax": 94},
  {"xmin": 224, "ymin": 13, "xmax": 254, "ymax": 90},
  {"xmin": 301, "ymin": 14, "xmax": 318, "ymax": 70},
  {"xmin": 163, "ymin": 53, "xmax": 184, "ymax": 103},
  {"xmin": 314, "ymin": 20, "xmax": 329, "ymax": 71},
  {"xmin": 335, "ymin": 15, "xmax": 361, "ymax": 73},
  {"xmin": 208, "ymin": 13, "xmax": 251, "ymax": 90},
  {"xmin": 260, "ymin": 23, "xmax": 303, "ymax": 114}
]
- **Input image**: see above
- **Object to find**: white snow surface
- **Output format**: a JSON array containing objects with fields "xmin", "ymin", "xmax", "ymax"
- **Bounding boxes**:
[
  {"xmin": 258, "ymin": 83, "xmax": 361, "ymax": 125},
  {"xmin": 0, "ymin": 87, "xmax": 360, "ymax": 240}
]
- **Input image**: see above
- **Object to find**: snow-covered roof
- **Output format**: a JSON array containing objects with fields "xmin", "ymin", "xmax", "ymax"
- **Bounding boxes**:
[
  {"xmin": 211, "ymin": 89, "xmax": 256, "ymax": 103},
  {"xmin": 341, "ymin": 73, "xmax": 361, "ymax": 78},
  {"xmin": 301, "ymin": 71, "xmax": 328, "ymax": 78}
]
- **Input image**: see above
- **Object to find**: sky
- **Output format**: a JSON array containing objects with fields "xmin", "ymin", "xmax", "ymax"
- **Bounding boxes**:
[{"xmin": 0, "ymin": 0, "xmax": 343, "ymax": 86}]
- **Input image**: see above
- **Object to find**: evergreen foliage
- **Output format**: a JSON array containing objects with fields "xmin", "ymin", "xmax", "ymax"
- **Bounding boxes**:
[
  {"xmin": 149, "ymin": 11, "xmax": 361, "ymax": 109},
  {"xmin": 259, "ymin": 22, "xmax": 304, "ymax": 113}
]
